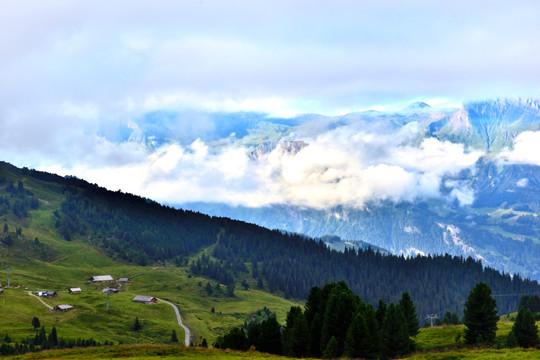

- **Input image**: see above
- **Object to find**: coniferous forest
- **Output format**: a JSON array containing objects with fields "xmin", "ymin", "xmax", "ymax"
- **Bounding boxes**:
[{"xmin": 8, "ymin": 163, "xmax": 537, "ymax": 322}]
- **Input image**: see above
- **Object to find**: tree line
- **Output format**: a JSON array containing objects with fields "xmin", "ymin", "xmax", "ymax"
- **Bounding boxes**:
[{"xmin": 216, "ymin": 281, "xmax": 539, "ymax": 358}]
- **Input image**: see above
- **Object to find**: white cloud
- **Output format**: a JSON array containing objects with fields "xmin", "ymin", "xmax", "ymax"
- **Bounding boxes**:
[
  {"xmin": 37, "ymin": 119, "xmax": 482, "ymax": 209},
  {"xmin": 500, "ymin": 131, "xmax": 540, "ymax": 166}
]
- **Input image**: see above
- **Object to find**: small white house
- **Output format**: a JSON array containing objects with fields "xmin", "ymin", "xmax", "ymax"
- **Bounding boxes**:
[
  {"xmin": 89, "ymin": 275, "xmax": 114, "ymax": 282},
  {"xmin": 69, "ymin": 288, "xmax": 81, "ymax": 294}
]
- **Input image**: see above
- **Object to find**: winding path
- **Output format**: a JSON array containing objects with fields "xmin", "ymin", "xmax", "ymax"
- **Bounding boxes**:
[
  {"xmin": 27, "ymin": 291, "xmax": 53, "ymax": 310},
  {"xmin": 157, "ymin": 298, "xmax": 191, "ymax": 346}
]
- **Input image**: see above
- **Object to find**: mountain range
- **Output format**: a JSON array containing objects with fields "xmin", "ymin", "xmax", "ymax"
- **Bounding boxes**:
[{"xmin": 160, "ymin": 99, "xmax": 540, "ymax": 281}]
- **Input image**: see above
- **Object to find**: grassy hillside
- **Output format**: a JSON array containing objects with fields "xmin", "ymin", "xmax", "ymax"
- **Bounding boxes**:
[
  {"xmin": 0, "ymin": 247, "xmax": 297, "ymax": 346},
  {"xmin": 0, "ymin": 164, "xmax": 298, "ymax": 346}
]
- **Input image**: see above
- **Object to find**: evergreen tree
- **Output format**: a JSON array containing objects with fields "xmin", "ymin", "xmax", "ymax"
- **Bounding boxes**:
[
  {"xmin": 247, "ymin": 322, "xmax": 262, "ymax": 348},
  {"xmin": 443, "ymin": 311, "xmax": 460, "ymax": 325},
  {"xmin": 201, "ymin": 338, "xmax": 208, "ymax": 347},
  {"xmin": 399, "ymin": 291, "xmax": 419, "ymax": 337},
  {"xmin": 463, "ymin": 282, "xmax": 499, "ymax": 345},
  {"xmin": 320, "ymin": 281, "xmax": 360, "ymax": 356},
  {"xmin": 381, "ymin": 303, "xmax": 411, "ymax": 359},
  {"xmin": 307, "ymin": 313, "xmax": 322, "ymax": 357},
  {"xmin": 258, "ymin": 317, "xmax": 282, "ymax": 355},
  {"xmin": 48, "ymin": 327, "xmax": 58, "ymax": 347},
  {"xmin": 284, "ymin": 308, "xmax": 308, "ymax": 357},
  {"xmin": 376, "ymin": 299, "xmax": 387, "ymax": 328},
  {"xmin": 221, "ymin": 327, "xmax": 247, "ymax": 350},
  {"xmin": 133, "ymin": 317, "xmax": 142, "ymax": 331},
  {"xmin": 31, "ymin": 317, "xmax": 40, "ymax": 331},
  {"xmin": 226, "ymin": 282, "xmax": 235, "ymax": 297},
  {"xmin": 171, "ymin": 329, "xmax": 178, "ymax": 343},
  {"xmin": 345, "ymin": 304, "xmax": 379, "ymax": 359},
  {"xmin": 511, "ymin": 307, "xmax": 539, "ymax": 348},
  {"xmin": 322, "ymin": 336, "xmax": 338, "ymax": 359}
]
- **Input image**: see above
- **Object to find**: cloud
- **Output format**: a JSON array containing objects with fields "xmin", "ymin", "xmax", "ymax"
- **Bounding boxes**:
[
  {"xmin": 499, "ymin": 131, "xmax": 540, "ymax": 166},
  {"xmin": 2, "ymin": 1, "xmax": 540, "ymax": 122},
  {"xmin": 37, "ymin": 118, "xmax": 482, "ymax": 209}
]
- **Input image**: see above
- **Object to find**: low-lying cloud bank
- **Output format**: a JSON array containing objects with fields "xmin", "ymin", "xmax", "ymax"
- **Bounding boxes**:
[{"xmin": 35, "ymin": 118, "xmax": 483, "ymax": 209}]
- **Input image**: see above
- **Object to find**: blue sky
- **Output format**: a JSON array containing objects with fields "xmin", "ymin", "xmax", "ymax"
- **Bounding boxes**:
[{"xmin": 1, "ymin": 1, "xmax": 539, "ymax": 207}]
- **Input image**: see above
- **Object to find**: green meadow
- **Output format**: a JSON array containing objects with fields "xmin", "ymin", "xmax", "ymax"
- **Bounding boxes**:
[{"xmin": 0, "ymin": 170, "xmax": 298, "ymax": 347}]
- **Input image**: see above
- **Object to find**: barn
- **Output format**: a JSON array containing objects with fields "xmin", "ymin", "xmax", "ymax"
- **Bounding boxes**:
[
  {"xmin": 89, "ymin": 275, "xmax": 114, "ymax": 282},
  {"xmin": 132, "ymin": 295, "xmax": 157, "ymax": 304}
]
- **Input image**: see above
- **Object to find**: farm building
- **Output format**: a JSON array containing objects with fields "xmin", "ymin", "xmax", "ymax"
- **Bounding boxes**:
[
  {"xmin": 132, "ymin": 295, "xmax": 157, "ymax": 304},
  {"xmin": 35, "ymin": 291, "xmax": 57, "ymax": 298},
  {"xmin": 118, "ymin": 278, "xmax": 130, "ymax": 283},
  {"xmin": 101, "ymin": 287, "xmax": 119, "ymax": 294},
  {"xmin": 68, "ymin": 288, "xmax": 81, "ymax": 294},
  {"xmin": 53, "ymin": 304, "xmax": 74, "ymax": 312},
  {"xmin": 89, "ymin": 275, "xmax": 114, "ymax": 282}
]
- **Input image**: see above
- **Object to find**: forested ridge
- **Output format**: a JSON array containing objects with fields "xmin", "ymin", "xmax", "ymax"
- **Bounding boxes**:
[{"xmin": 3, "ymin": 161, "xmax": 540, "ymax": 320}]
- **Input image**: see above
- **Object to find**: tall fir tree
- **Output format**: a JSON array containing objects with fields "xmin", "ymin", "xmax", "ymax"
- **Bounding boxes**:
[
  {"xmin": 258, "ymin": 317, "xmax": 282, "ymax": 355},
  {"xmin": 511, "ymin": 307, "xmax": 539, "ymax": 348},
  {"xmin": 345, "ymin": 306, "xmax": 379, "ymax": 360},
  {"xmin": 133, "ymin": 317, "xmax": 142, "ymax": 331},
  {"xmin": 171, "ymin": 329, "xmax": 178, "ymax": 343},
  {"xmin": 376, "ymin": 299, "xmax": 387, "ymax": 329},
  {"xmin": 322, "ymin": 336, "xmax": 339, "ymax": 359},
  {"xmin": 48, "ymin": 327, "xmax": 58, "ymax": 347},
  {"xmin": 307, "ymin": 313, "xmax": 322, "ymax": 357},
  {"xmin": 463, "ymin": 282, "xmax": 499, "ymax": 345},
  {"xmin": 381, "ymin": 303, "xmax": 411, "ymax": 359},
  {"xmin": 399, "ymin": 291, "xmax": 419, "ymax": 337},
  {"xmin": 320, "ymin": 281, "xmax": 360, "ymax": 356},
  {"xmin": 283, "ymin": 306, "xmax": 308, "ymax": 357}
]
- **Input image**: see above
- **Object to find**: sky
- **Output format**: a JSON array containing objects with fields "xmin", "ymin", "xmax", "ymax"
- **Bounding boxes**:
[{"xmin": 1, "ymin": 1, "xmax": 540, "ymax": 208}]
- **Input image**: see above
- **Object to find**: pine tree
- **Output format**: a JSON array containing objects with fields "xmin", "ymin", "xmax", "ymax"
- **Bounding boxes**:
[
  {"xmin": 48, "ymin": 327, "xmax": 58, "ymax": 347},
  {"xmin": 345, "ymin": 305, "xmax": 379, "ymax": 359},
  {"xmin": 381, "ymin": 303, "xmax": 411, "ymax": 359},
  {"xmin": 247, "ymin": 322, "xmax": 261, "ymax": 348},
  {"xmin": 171, "ymin": 329, "xmax": 178, "ymax": 343},
  {"xmin": 512, "ymin": 307, "xmax": 539, "ymax": 348},
  {"xmin": 31, "ymin": 317, "xmax": 40, "ymax": 331},
  {"xmin": 320, "ymin": 281, "xmax": 360, "ymax": 356},
  {"xmin": 307, "ymin": 313, "xmax": 322, "ymax": 357},
  {"xmin": 201, "ymin": 338, "xmax": 208, "ymax": 347},
  {"xmin": 258, "ymin": 317, "xmax": 282, "ymax": 355},
  {"xmin": 463, "ymin": 282, "xmax": 499, "ymax": 345},
  {"xmin": 376, "ymin": 299, "xmax": 387, "ymax": 328},
  {"xmin": 322, "ymin": 336, "xmax": 338, "ymax": 359},
  {"xmin": 399, "ymin": 291, "xmax": 419, "ymax": 337},
  {"xmin": 285, "ymin": 310, "xmax": 308, "ymax": 357},
  {"xmin": 133, "ymin": 317, "xmax": 142, "ymax": 331}
]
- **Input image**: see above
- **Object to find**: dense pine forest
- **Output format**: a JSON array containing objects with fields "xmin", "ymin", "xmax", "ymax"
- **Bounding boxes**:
[{"xmin": 4, "ymin": 162, "xmax": 540, "ymax": 321}]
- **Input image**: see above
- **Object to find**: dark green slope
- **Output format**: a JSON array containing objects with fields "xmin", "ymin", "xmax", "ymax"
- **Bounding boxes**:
[{"xmin": 1, "ymin": 161, "xmax": 539, "ymax": 323}]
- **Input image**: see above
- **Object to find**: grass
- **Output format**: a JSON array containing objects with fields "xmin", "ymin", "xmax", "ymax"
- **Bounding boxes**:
[
  {"xmin": 10, "ymin": 345, "xmax": 313, "ymax": 360},
  {"xmin": 405, "ymin": 347, "xmax": 540, "ymax": 360},
  {"xmin": 0, "ymin": 171, "xmax": 300, "ymax": 347}
]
